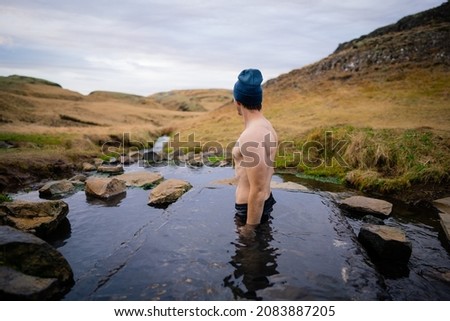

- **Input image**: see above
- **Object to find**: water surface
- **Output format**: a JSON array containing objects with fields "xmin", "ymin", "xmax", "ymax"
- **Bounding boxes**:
[{"xmin": 14, "ymin": 165, "xmax": 450, "ymax": 300}]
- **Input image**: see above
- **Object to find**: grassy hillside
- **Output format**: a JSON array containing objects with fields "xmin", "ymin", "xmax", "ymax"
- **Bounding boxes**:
[
  {"xmin": 0, "ymin": 76, "xmax": 231, "ymax": 138},
  {"xmin": 175, "ymin": 65, "xmax": 449, "ymax": 141}
]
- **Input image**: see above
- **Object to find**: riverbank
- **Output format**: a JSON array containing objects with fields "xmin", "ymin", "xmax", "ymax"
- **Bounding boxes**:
[
  {"xmin": 274, "ymin": 126, "xmax": 450, "ymax": 204},
  {"xmin": 0, "ymin": 129, "xmax": 159, "ymax": 193},
  {"xmin": 0, "ymin": 126, "xmax": 449, "ymax": 206}
]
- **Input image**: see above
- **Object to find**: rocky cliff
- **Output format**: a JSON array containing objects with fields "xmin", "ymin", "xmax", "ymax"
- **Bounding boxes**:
[{"xmin": 267, "ymin": 1, "xmax": 450, "ymax": 89}]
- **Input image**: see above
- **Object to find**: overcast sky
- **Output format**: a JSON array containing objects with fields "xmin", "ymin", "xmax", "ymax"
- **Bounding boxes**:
[{"xmin": 0, "ymin": 0, "xmax": 445, "ymax": 96}]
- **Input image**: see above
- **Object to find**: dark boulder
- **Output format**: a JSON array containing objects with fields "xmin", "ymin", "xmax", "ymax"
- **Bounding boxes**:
[{"xmin": 0, "ymin": 225, "xmax": 74, "ymax": 300}]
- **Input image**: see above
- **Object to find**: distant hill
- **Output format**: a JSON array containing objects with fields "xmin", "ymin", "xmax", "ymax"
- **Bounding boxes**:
[
  {"xmin": 0, "ymin": 74, "xmax": 62, "ymax": 88},
  {"xmin": 0, "ymin": 75, "xmax": 82, "ymax": 100},
  {"xmin": 149, "ymin": 89, "xmax": 232, "ymax": 112},
  {"xmin": 0, "ymin": 74, "xmax": 232, "ymax": 132}
]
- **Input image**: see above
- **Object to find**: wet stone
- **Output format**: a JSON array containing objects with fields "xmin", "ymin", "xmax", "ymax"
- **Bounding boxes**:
[
  {"xmin": 85, "ymin": 177, "xmax": 126, "ymax": 199},
  {"xmin": 339, "ymin": 195, "xmax": 393, "ymax": 218},
  {"xmin": 0, "ymin": 266, "xmax": 60, "ymax": 300},
  {"xmin": 0, "ymin": 200, "xmax": 69, "ymax": 237},
  {"xmin": 433, "ymin": 197, "xmax": 450, "ymax": 243},
  {"xmin": 97, "ymin": 164, "xmax": 124, "ymax": 174},
  {"xmin": 148, "ymin": 178, "xmax": 192, "ymax": 207},
  {"xmin": 0, "ymin": 225, "xmax": 74, "ymax": 299},
  {"xmin": 270, "ymin": 181, "xmax": 308, "ymax": 191},
  {"xmin": 39, "ymin": 180, "xmax": 75, "ymax": 199},
  {"xmin": 358, "ymin": 224, "xmax": 412, "ymax": 264},
  {"xmin": 82, "ymin": 162, "xmax": 96, "ymax": 172},
  {"xmin": 115, "ymin": 171, "xmax": 163, "ymax": 188}
]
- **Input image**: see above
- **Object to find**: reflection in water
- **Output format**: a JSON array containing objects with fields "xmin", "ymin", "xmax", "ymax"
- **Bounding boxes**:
[
  {"xmin": 223, "ymin": 216, "xmax": 279, "ymax": 300},
  {"xmin": 85, "ymin": 192, "xmax": 127, "ymax": 207},
  {"xmin": 46, "ymin": 217, "xmax": 72, "ymax": 248}
]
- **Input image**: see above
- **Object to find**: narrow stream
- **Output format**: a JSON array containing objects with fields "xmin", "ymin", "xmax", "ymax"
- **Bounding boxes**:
[{"xmin": 13, "ymin": 163, "xmax": 450, "ymax": 300}]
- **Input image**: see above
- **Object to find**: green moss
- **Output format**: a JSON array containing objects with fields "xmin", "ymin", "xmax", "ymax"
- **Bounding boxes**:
[
  {"xmin": 0, "ymin": 194, "xmax": 13, "ymax": 203},
  {"xmin": 0, "ymin": 132, "xmax": 69, "ymax": 147},
  {"xmin": 99, "ymin": 154, "xmax": 116, "ymax": 162},
  {"xmin": 295, "ymin": 173, "xmax": 343, "ymax": 185},
  {"xmin": 207, "ymin": 155, "xmax": 226, "ymax": 164}
]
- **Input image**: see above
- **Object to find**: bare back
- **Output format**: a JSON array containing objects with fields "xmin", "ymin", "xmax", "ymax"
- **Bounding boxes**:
[{"xmin": 233, "ymin": 117, "xmax": 278, "ymax": 214}]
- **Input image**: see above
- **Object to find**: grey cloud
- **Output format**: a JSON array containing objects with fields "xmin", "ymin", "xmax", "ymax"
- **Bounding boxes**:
[{"xmin": 0, "ymin": 0, "xmax": 445, "ymax": 95}]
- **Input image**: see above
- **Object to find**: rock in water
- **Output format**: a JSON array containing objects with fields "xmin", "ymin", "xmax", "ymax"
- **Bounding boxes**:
[
  {"xmin": 97, "ymin": 164, "xmax": 124, "ymax": 174},
  {"xmin": 82, "ymin": 162, "xmax": 96, "ymax": 172},
  {"xmin": 362, "ymin": 215, "xmax": 385, "ymax": 225},
  {"xmin": 358, "ymin": 224, "xmax": 412, "ymax": 264},
  {"xmin": 85, "ymin": 177, "xmax": 126, "ymax": 199},
  {"xmin": 0, "ymin": 225, "xmax": 74, "ymax": 300},
  {"xmin": 0, "ymin": 266, "xmax": 60, "ymax": 300},
  {"xmin": 143, "ymin": 151, "xmax": 163, "ymax": 164},
  {"xmin": 39, "ymin": 180, "xmax": 75, "ymax": 199},
  {"xmin": 339, "ymin": 195, "xmax": 393, "ymax": 218},
  {"xmin": 270, "ymin": 181, "xmax": 309, "ymax": 191},
  {"xmin": 0, "ymin": 200, "xmax": 69, "ymax": 237},
  {"xmin": 115, "ymin": 171, "xmax": 163, "ymax": 188},
  {"xmin": 148, "ymin": 179, "xmax": 192, "ymax": 207},
  {"xmin": 432, "ymin": 197, "xmax": 450, "ymax": 243}
]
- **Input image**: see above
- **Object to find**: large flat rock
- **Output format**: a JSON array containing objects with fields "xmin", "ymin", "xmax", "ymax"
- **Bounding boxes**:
[
  {"xmin": 148, "ymin": 178, "xmax": 192, "ymax": 207},
  {"xmin": 0, "ymin": 200, "xmax": 69, "ymax": 237},
  {"xmin": 358, "ymin": 224, "xmax": 412, "ymax": 264},
  {"xmin": 270, "ymin": 181, "xmax": 308, "ymax": 191},
  {"xmin": 339, "ymin": 195, "xmax": 393, "ymax": 218},
  {"xmin": 115, "ymin": 171, "xmax": 163, "ymax": 188},
  {"xmin": 85, "ymin": 177, "xmax": 126, "ymax": 199},
  {"xmin": 39, "ymin": 180, "xmax": 75, "ymax": 199},
  {"xmin": 433, "ymin": 197, "xmax": 450, "ymax": 242},
  {"xmin": 97, "ymin": 164, "xmax": 124, "ymax": 174},
  {"xmin": 433, "ymin": 197, "xmax": 450, "ymax": 213}
]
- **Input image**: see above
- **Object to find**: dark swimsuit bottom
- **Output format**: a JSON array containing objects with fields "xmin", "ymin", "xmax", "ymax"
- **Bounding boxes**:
[{"xmin": 235, "ymin": 193, "xmax": 276, "ymax": 223}]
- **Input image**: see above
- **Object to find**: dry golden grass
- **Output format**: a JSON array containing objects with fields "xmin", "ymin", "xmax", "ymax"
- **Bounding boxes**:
[
  {"xmin": 150, "ymin": 89, "xmax": 232, "ymax": 112},
  {"xmin": 0, "ymin": 82, "xmax": 231, "ymax": 141},
  {"xmin": 175, "ymin": 66, "xmax": 450, "ymax": 147}
]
